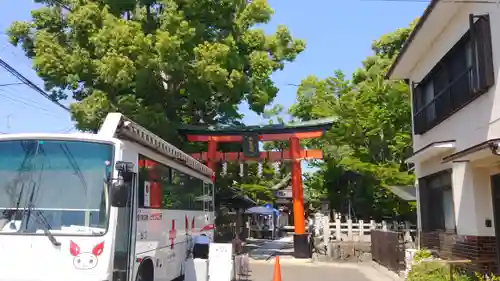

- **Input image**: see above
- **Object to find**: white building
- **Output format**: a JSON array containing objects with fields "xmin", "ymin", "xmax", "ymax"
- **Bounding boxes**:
[{"xmin": 387, "ymin": 0, "xmax": 500, "ymax": 273}]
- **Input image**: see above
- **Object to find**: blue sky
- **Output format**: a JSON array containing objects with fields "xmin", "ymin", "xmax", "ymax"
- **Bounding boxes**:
[{"xmin": 0, "ymin": 0, "xmax": 428, "ymax": 133}]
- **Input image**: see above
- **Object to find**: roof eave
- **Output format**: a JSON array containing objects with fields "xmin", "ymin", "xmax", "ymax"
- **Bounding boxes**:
[
  {"xmin": 405, "ymin": 140, "xmax": 456, "ymax": 164},
  {"xmin": 442, "ymin": 139, "xmax": 500, "ymax": 163},
  {"xmin": 385, "ymin": 0, "xmax": 439, "ymax": 80},
  {"xmin": 178, "ymin": 118, "xmax": 335, "ymax": 136}
]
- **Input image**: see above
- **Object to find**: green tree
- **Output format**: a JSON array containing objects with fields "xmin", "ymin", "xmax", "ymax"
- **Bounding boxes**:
[
  {"xmin": 7, "ymin": 0, "xmax": 305, "ymax": 144},
  {"xmin": 290, "ymin": 20, "xmax": 418, "ymax": 220}
]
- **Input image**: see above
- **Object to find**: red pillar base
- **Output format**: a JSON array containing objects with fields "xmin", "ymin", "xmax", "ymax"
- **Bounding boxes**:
[{"xmin": 293, "ymin": 233, "xmax": 311, "ymax": 259}]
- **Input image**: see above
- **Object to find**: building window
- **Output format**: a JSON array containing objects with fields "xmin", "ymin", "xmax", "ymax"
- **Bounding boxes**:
[
  {"xmin": 419, "ymin": 170, "xmax": 456, "ymax": 232},
  {"xmin": 138, "ymin": 155, "xmax": 206, "ymax": 210},
  {"xmin": 412, "ymin": 14, "xmax": 494, "ymax": 135}
]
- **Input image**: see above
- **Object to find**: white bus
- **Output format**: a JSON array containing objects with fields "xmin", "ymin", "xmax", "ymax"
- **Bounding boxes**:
[{"xmin": 0, "ymin": 113, "xmax": 215, "ymax": 281}]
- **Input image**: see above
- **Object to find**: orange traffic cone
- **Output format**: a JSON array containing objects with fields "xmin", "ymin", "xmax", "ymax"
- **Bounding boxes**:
[{"xmin": 272, "ymin": 256, "xmax": 282, "ymax": 281}]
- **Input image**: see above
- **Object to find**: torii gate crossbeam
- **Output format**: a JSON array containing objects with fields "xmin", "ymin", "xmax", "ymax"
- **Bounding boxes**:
[{"xmin": 179, "ymin": 118, "xmax": 334, "ymax": 259}]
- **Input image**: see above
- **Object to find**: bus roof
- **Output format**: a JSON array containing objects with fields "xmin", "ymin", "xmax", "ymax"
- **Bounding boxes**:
[
  {"xmin": 0, "ymin": 132, "xmax": 114, "ymax": 144},
  {"xmin": 0, "ymin": 113, "xmax": 214, "ymax": 178},
  {"xmin": 98, "ymin": 113, "xmax": 214, "ymax": 177}
]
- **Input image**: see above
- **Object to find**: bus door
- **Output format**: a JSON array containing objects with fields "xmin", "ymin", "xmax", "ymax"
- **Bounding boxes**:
[
  {"xmin": 112, "ymin": 171, "xmax": 137, "ymax": 281},
  {"xmin": 202, "ymin": 182, "xmax": 211, "ymax": 223}
]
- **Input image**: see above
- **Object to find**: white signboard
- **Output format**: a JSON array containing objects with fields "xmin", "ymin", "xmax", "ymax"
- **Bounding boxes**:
[
  {"xmin": 208, "ymin": 243, "xmax": 233, "ymax": 281},
  {"xmin": 276, "ymin": 188, "xmax": 292, "ymax": 198}
]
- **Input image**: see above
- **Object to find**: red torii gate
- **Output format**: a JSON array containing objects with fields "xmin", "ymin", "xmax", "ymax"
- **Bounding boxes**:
[{"xmin": 179, "ymin": 119, "xmax": 333, "ymax": 258}]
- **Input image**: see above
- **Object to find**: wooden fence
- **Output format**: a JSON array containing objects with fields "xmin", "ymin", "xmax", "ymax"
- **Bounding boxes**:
[
  {"xmin": 371, "ymin": 230, "xmax": 406, "ymax": 272},
  {"xmin": 314, "ymin": 214, "xmax": 416, "ymax": 242}
]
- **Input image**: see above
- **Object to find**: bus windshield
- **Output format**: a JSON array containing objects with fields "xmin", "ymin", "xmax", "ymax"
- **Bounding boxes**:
[{"xmin": 0, "ymin": 139, "xmax": 113, "ymax": 236}]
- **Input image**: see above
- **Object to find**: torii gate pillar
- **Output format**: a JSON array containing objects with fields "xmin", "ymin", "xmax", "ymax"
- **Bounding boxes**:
[
  {"xmin": 290, "ymin": 136, "xmax": 309, "ymax": 258},
  {"xmin": 207, "ymin": 138, "xmax": 217, "ymax": 172}
]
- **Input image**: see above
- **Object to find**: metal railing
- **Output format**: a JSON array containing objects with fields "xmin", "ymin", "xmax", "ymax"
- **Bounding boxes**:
[
  {"xmin": 232, "ymin": 254, "xmax": 250, "ymax": 281},
  {"xmin": 414, "ymin": 67, "xmax": 473, "ymax": 134}
]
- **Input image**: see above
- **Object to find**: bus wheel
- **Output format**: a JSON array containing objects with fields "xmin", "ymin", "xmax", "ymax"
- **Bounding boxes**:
[{"xmin": 136, "ymin": 260, "xmax": 154, "ymax": 281}]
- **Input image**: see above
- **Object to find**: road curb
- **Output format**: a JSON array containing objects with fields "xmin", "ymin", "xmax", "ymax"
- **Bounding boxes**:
[{"xmin": 367, "ymin": 261, "xmax": 404, "ymax": 281}]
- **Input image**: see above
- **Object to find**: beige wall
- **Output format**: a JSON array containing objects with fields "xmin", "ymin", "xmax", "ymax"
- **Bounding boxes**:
[
  {"xmin": 415, "ymin": 155, "xmax": 499, "ymax": 236},
  {"xmin": 451, "ymin": 162, "xmax": 495, "ymax": 236},
  {"xmin": 406, "ymin": 3, "xmax": 500, "ymax": 237},
  {"xmin": 408, "ymin": 3, "xmax": 500, "ymax": 152}
]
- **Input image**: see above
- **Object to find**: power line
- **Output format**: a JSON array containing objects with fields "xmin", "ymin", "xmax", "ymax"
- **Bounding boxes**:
[
  {"xmin": 0, "ymin": 87, "xmax": 55, "ymax": 112},
  {"xmin": 0, "ymin": 89, "xmax": 61, "ymax": 118},
  {"xmin": 0, "ymin": 82, "xmax": 24, "ymax": 87},
  {"xmin": 54, "ymin": 126, "xmax": 76, "ymax": 133},
  {"xmin": 0, "ymin": 57, "xmax": 69, "ymax": 112},
  {"xmin": 359, "ymin": 0, "xmax": 500, "ymax": 3}
]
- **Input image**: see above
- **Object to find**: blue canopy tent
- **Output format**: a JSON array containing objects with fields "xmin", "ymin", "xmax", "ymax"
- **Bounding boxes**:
[
  {"xmin": 245, "ymin": 206, "xmax": 279, "ymax": 215},
  {"xmin": 245, "ymin": 204, "xmax": 279, "ymax": 239}
]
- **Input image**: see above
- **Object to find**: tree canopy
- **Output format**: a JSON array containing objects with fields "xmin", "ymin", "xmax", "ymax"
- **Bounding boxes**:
[
  {"xmin": 7, "ymin": 0, "xmax": 305, "ymax": 144},
  {"xmin": 6, "ymin": 1, "xmax": 421, "ymax": 217},
  {"xmin": 290, "ymin": 21, "xmax": 418, "ymax": 220}
]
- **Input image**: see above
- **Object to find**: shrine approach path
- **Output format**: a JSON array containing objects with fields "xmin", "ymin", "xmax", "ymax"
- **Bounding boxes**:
[{"xmin": 246, "ymin": 260, "xmax": 396, "ymax": 281}]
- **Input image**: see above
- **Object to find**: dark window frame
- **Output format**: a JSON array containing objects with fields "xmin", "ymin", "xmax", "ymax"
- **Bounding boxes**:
[
  {"xmin": 418, "ymin": 169, "xmax": 456, "ymax": 232},
  {"xmin": 412, "ymin": 14, "xmax": 494, "ymax": 135}
]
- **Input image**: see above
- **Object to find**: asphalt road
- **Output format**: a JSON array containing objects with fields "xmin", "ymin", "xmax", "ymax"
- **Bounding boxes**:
[
  {"xmin": 248, "ymin": 263, "xmax": 367, "ymax": 281},
  {"xmin": 244, "ymin": 261, "xmax": 392, "ymax": 281},
  {"xmin": 240, "ymin": 237, "xmax": 398, "ymax": 281}
]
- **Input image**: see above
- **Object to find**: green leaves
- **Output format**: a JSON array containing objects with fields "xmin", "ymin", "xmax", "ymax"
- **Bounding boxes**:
[
  {"xmin": 407, "ymin": 261, "xmax": 472, "ymax": 281},
  {"xmin": 213, "ymin": 160, "xmax": 280, "ymax": 206},
  {"xmin": 235, "ymin": 0, "xmax": 273, "ymax": 30},
  {"xmin": 8, "ymin": 0, "xmax": 305, "ymax": 143},
  {"xmin": 291, "ymin": 21, "xmax": 417, "ymax": 220}
]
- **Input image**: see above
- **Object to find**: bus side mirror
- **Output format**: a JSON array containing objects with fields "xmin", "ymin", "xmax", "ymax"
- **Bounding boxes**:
[
  {"xmin": 110, "ymin": 181, "xmax": 130, "ymax": 208},
  {"xmin": 111, "ymin": 161, "xmax": 134, "ymax": 208}
]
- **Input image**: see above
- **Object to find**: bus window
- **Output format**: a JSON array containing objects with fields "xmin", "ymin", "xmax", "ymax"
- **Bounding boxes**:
[
  {"xmin": 138, "ymin": 155, "xmax": 170, "ymax": 209},
  {"xmin": 187, "ymin": 176, "xmax": 203, "ymax": 210},
  {"xmin": 168, "ymin": 169, "xmax": 203, "ymax": 210},
  {"xmin": 138, "ymin": 154, "xmax": 206, "ymax": 211},
  {"xmin": 210, "ymin": 183, "xmax": 214, "ymax": 212}
]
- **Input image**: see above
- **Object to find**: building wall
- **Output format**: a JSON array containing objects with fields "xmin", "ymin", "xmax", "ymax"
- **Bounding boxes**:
[
  {"xmin": 403, "ymin": 3, "xmax": 500, "ymax": 274},
  {"xmin": 421, "ymin": 231, "xmax": 497, "ymax": 274},
  {"xmin": 415, "ymin": 156, "xmax": 496, "ymax": 236},
  {"xmin": 452, "ymin": 162, "xmax": 495, "ymax": 236},
  {"xmin": 408, "ymin": 3, "xmax": 500, "ymax": 153},
  {"xmin": 417, "ymin": 157, "xmax": 498, "ymax": 273}
]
